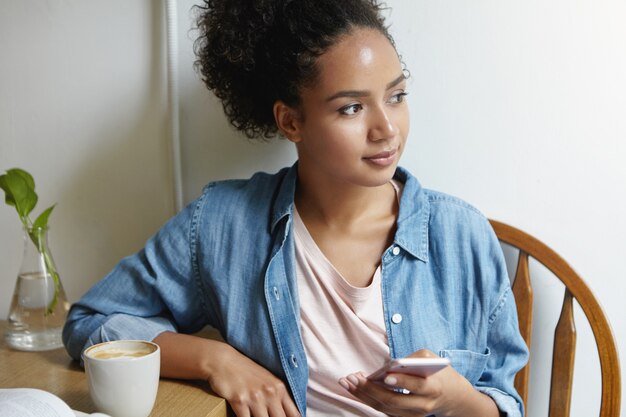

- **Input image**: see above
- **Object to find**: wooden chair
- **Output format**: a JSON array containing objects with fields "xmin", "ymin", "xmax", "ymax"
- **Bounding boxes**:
[{"xmin": 489, "ymin": 220, "xmax": 621, "ymax": 417}]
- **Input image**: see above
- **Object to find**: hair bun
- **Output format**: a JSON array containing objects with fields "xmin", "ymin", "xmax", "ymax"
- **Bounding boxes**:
[{"xmin": 194, "ymin": 0, "xmax": 393, "ymax": 140}]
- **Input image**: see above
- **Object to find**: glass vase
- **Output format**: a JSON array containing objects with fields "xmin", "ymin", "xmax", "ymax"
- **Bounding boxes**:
[{"xmin": 4, "ymin": 226, "xmax": 70, "ymax": 351}]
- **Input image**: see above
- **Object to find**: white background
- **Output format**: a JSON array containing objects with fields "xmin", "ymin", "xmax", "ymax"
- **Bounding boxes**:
[{"xmin": 0, "ymin": 1, "xmax": 624, "ymax": 416}]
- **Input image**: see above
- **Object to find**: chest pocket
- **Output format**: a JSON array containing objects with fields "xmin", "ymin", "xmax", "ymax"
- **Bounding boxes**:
[{"xmin": 439, "ymin": 348, "xmax": 490, "ymax": 385}]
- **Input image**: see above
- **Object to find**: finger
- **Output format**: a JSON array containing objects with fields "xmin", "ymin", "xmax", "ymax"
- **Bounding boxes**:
[
  {"xmin": 261, "ymin": 381, "xmax": 299, "ymax": 417},
  {"xmin": 351, "ymin": 372, "xmax": 433, "ymax": 416},
  {"xmin": 249, "ymin": 403, "xmax": 270, "ymax": 417},
  {"xmin": 267, "ymin": 403, "xmax": 287, "ymax": 417},
  {"xmin": 384, "ymin": 372, "xmax": 430, "ymax": 395},
  {"xmin": 345, "ymin": 374, "xmax": 395, "ymax": 412},
  {"xmin": 281, "ymin": 395, "xmax": 302, "ymax": 417},
  {"xmin": 339, "ymin": 375, "xmax": 383, "ymax": 408},
  {"xmin": 267, "ymin": 395, "xmax": 290, "ymax": 417},
  {"xmin": 338, "ymin": 377, "xmax": 352, "ymax": 391},
  {"xmin": 229, "ymin": 403, "xmax": 251, "ymax": 417}
]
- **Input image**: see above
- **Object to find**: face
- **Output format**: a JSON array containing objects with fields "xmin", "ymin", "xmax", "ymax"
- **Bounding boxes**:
[{"xmin": 278, "ymin": 28, "xmax": 409, "ymax": 189}]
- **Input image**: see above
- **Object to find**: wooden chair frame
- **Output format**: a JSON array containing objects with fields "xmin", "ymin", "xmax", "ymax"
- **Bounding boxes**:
[{"xmin": 489, "ymin": 220, "xmax": 621, "ymax": 417}]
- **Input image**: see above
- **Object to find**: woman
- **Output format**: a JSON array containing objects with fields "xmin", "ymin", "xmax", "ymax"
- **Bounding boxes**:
[{"xmin": 63, "ymin": 1, "xmax": 528, "ymax": 416}]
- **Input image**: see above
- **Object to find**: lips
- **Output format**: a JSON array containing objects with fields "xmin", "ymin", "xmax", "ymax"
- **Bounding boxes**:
[
  {"xmin": 366, "ymin": 150, "xmax": 395, "ymax": 159},
  {"xmin": 363, "ymin": 149, "xmax": 398, "ymax": 166}
]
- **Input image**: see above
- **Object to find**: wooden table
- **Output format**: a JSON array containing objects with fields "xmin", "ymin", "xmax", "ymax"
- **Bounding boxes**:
[{"xmin": 0, "ymin": 321, "xmax": 227, "ymax": 416}]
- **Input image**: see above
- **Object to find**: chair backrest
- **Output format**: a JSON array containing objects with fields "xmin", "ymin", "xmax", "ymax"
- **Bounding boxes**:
[{"xmin": 489, "ymin": 220, "xmax": 621, "ymax": 417}]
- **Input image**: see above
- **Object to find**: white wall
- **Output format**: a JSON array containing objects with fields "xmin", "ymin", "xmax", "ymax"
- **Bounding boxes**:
[
  {"xmin": 387, "ymin": 2, "xmax": 626, "ymax": 415},
  {"xmin": 1, "ymin": 1, "xmax": 623, "ymax": 416},
  {"xmin": 0, "ymin": 1, "xmax": 173, "ymax": 306}
]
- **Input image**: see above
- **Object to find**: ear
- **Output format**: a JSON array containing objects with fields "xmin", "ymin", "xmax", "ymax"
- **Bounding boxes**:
[{"xmin": 273, "ymin": 101, "xmax": 303, "ymax": 143}]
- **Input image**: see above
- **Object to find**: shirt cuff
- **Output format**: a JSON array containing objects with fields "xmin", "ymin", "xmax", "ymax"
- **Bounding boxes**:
[
  {"xmin": 476, "ymin": 386, "xmax": 523, "ymax": 417},
  {"xmin": 81, "ymin": 314, "xmax": 176, "ymax": 363}
]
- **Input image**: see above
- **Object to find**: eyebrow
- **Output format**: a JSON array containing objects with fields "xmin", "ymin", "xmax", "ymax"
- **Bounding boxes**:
[{"xmin": 325, "ymin": 73, "xmax": 406, "ymax": 102}]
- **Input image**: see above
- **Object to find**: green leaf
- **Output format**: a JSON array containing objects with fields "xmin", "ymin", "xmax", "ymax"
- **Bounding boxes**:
[
  {"xmin": 4, "ymin": 170, "xmax": 38, "ymax": 220},
  {"xmin": 33, "ymin": 204, "xmax": 55, "ymax": 230},
  {"xmin": 1, "ymin": 169, "xmax": 38, "ymax": 224},
  {"xmin": 0, "ymin": 174, "xmax": 16, "ymax": 207},
  {"xmin": 7, "ymin": 168, "xmax": 35, "ymax": 190}
]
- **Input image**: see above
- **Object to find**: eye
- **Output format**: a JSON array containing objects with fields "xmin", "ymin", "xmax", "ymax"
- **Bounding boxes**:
[
  {"xmin": 388, "ymin": 91, "xmax": 408, "ymax": 104},
  {"xmin": 339, "ymin": 103, "xmax": 363, "ymax": 116}
]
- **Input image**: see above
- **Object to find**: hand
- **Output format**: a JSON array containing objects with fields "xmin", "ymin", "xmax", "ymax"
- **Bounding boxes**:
[
  {"xmin": 338, "ymin": 349, "xmax": 499, "ymax": 417},
  {"xmin": 207, "ymin": 343, "xmax": 301, "ymax": 417}
]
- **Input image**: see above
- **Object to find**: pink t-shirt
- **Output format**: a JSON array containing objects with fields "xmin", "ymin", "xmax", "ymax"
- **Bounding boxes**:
[{"xmin": 293, "ymin": 208, "xmax": 391, "ymax": 416}]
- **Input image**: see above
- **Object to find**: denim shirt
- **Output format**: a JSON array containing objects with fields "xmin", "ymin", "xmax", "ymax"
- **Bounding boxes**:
[{"xmin": 63, "ymin": 164, "xmax": 528, "ymax": 417}]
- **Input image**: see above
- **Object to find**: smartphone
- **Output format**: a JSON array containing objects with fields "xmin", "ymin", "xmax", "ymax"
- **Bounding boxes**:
[{"xmin": 367, "ymin": 357, "xmax": 450, "ymax": 381}]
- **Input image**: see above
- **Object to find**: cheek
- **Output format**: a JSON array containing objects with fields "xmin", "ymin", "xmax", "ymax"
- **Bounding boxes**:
[
  {"xmin": 317, "ymin": 122, "xmax": 365, "ymax": 151},
  {"xmin": 333, "ymin": 127, "xmax": 368, "ymax": 157},
  {"xmin": 395, "ymin": 108, "xmax": 410, "ymax": 141}
]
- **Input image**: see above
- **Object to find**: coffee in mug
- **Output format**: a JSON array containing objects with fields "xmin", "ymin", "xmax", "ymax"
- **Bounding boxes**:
[
  {"xmin": 89, "ymin": 346, "xmax": 154, "ymax": 360},
  {"xmin": 83, "ymin": 340, "xmax": 160, "ymax": 417}
]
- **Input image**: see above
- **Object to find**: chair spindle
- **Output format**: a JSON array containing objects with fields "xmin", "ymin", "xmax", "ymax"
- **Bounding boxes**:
[
  {"xmin": 548, "ymin": 289, "xmax": 576, "ymax": 417},
  {"xmin": 512, "ymin": 250, "xmax": 533, "ymax": 411}
]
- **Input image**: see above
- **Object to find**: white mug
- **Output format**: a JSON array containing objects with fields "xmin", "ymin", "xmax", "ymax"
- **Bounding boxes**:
[{"xmin": 83, "ymin": 340, "xmax": 160, "ymax": 417}]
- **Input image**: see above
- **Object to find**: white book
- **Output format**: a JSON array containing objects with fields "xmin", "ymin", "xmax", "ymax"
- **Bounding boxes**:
[{"xmin": 0, "ymin": 388, "xmax": 110, "ymax": 417}]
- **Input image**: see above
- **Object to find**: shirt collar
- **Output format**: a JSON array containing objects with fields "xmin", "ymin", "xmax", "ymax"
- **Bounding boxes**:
[
  {"xmin": 393, "ymin": 167, "xmax": 430, "ymax": 262},
  {"xmin": 269, "ymin": 163, "xmax": 430, "ymax": 263},
  {"xmin": 270, "ymin": 163, "xmax": 298, "ymax": 233}
]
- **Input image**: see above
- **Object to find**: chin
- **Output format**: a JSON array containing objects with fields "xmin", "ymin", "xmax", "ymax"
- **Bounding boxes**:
[{"xmin": 357, "ymin": 167, "xmax": 398, "ymax": 187}]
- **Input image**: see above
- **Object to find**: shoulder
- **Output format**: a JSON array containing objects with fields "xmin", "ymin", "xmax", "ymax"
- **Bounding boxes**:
[
  {"xmin": 182, "ymin": 166, "xmax": 295, "ymax": 237},
  {"xmin": 191, "ymin": 166, "xmax": 292, "ymax": 214},
  {"xmin": 425, "ymin": 188, "xmax": 497, "ymax": 250},
  {"xmin": 424, "ymin": 188, "xmax": 484, "ymax": 218},
  {"xmin": 424, "ymin": 189, "xmax": 493, "ymax": 235},
  {"xmin": 395, "ymin": 167, "xmax": 497, "ymax": 256},
  {"xmin": 396, "ymin": 167, "xmax": 490, "ymax": 233},
  {"xmin": 201, "ymin": 167, "xmax": 290, "ymax": 199}
]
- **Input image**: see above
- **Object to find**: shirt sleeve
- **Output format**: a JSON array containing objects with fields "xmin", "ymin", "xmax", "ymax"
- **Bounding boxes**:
[
  {"xmin": 62, "ymin": 195, "xmax": 209, "ymax": 361},
  {"xmin": 475, "ymin": 224, "xmax": 529, "ymax": 417}
]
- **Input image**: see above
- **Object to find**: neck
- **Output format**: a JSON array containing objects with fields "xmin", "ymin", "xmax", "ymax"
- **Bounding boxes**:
[{"xmin": 295, "ymin": 170, "xmax": 398, "ymax": 227}]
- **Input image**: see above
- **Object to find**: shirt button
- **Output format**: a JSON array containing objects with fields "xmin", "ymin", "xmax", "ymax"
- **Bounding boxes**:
[
  {"xmin": 391, "ymin": 313, "xmax": 403, "ymax": 324},
  {"xmin": 392, "ymin": 246, "xmax": 401, "ymax": 256}
]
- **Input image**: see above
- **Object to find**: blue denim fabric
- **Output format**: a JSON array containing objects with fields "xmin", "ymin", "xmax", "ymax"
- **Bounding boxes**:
[{"xmin": 63, "ymin": 164, "xmax": 528, "ymax": 417}]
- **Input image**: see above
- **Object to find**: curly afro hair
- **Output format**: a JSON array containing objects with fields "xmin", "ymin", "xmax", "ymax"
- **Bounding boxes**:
[{"xmin": 194, "ymin": 0, "xmax": 395, "ymax": 140}]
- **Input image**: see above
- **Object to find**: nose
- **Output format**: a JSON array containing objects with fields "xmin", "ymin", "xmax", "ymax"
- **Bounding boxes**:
[{"xmin": 368, "ymin": 105, "xmax": 399, "ymax": 141}]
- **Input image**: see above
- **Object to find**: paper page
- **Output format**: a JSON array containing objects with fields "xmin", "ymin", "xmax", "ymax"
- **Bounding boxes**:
[
  {"xmin": 0, "ymin": 388, "xmax": 75, "ymax": 417},
  {"xmin": 0, "ymin": 388, "xmax": 110, "ymax": 417}
]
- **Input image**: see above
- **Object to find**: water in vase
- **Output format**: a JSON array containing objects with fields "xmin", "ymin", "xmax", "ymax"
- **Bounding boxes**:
[{"xmin": 5, "ymin": 271, "xmax": 70, "ymax": 351}]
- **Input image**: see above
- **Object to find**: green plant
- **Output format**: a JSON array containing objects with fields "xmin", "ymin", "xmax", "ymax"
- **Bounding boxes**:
[{"xmin": 0, "ymin": 168, "xmax": 59, "ymax": 314}]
